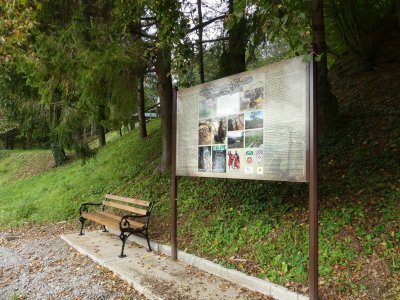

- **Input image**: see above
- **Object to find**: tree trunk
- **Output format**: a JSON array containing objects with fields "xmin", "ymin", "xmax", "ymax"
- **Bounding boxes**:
[
  {"xmin": 137, "ymin": 75, "xmax": 148, "ymax": 139},
  {"xmin": 197, "ymin": 0, "xmax": 205, "ymax": 83},
  {"xmin": 98, "ymin": 104, "xmax": 106, "ymax": 146},
  {"xmin": 155, "ymin": 47, "xmax": 173, "ymax": 173},
  {"xmin": 5, "ymin": 132, "xmax": 14, "ymax": 150},
  {"xmin": 219, "ymin": 0, "xmax": 247, "ymax": 77},
  {"xmin": 312, "ymin": 0, "xmax": 337, "ymax": 137}
]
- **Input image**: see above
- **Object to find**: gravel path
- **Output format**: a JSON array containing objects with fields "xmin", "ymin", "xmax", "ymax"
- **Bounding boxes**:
[
  {"xmin": 1, "ymin": 222, "xmax": 274, "ymax": 300},
  {"xmin": 0, "ymin": 222, "xmax": 146, "ymax": 300}
]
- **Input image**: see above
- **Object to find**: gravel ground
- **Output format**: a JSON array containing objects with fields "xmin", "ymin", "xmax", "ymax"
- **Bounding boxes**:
[
  {"xmin": 1, "ymin": 222, "xmax": 274, "ymax": 300},
  {"xmin": 0, "ymin": 222, "xmax": 146, "ymax": 300}
]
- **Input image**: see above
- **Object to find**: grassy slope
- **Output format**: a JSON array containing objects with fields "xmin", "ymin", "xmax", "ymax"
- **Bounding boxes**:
[
  {"xmin": 0, "ymin": 123, "xmax": 163, "ymax": 225},
  {"xmin": 0, "ymin": 150, "xmax": 54, "ymax": 185},
  {"xmin": 1, "ymin": 68, "xmax": 399, "ymax": 298}
]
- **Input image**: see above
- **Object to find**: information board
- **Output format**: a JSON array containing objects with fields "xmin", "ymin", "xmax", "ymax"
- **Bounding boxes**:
[{"xmin": 176, "ymin": 56, "xmax": 310, "ymax": 182}]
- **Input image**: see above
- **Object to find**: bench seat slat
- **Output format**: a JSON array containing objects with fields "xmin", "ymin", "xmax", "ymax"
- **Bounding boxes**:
[
  {"xmin": 82, "ymin": 212, "xmax": 145, "ymax": 230},
  {"xmin": 96, "ymin": 211, "xmax": 145, "ymax": 229},
  {"xmin": 105, "ymin": 194, "xmax": 150, "ymax": 207},
  {"xmin": 81, "ymin": 212, "xmax": 120, "ymax": 230},
  {"xmin": 96, "ymin": 211, "xmax": 121, "ymax": 221},
  {"xmin": 103, "ymin": 201, "xmax": 148, "ymax": 215}
]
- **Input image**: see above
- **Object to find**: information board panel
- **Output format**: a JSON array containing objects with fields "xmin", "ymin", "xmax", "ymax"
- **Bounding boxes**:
[{"xmin": 176, "ymin": 56, "xmax": 309, "ymax": 182}]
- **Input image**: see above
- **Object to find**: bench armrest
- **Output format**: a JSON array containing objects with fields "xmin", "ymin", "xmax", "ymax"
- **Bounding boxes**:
[
  {"xmin": 79, "ymin": 202, "xmax": 103, "ymax": 215},
  {"xmin": 119, "ymin": 214, "xmax": 148, "ymax": 227},
  {"xmin": 120, "ymin": 202, "xmax": 154, "ymax": 230}
]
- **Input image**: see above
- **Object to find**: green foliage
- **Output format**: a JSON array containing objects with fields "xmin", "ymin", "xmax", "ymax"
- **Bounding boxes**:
[
  {"xmin": 50, "ymin": 142, "xmax": 66, "ymax": 167},
  {"xmin": 0, "ymin": 0, "xmax": 40, "ymax": 58},
  {"xmin": 325, "ymin": 0, "xmax": 394, "ymax": 68},
  {"xmin": 0, "ymin": 56, "xmax": 48, "ymax": 146},
  {"xmin": 148, "ymin": 0, "xmax": 187, "ymax": 49},
  {"xmin": 1, "ymin": 0, "xmax": 151, "ymax": 157},
  {"xmin": 244, "ymin": 0, "xmax": 311, "ymax": 59}
]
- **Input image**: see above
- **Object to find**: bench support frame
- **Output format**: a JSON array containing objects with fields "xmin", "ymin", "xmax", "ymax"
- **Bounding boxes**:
[
  {"xmin": 79, "ymin": 216, "xmax": 86, "ymax": 236},
  {"xmin": 78, "ymin": 199, "xmax": 154, "ymax": 257},
  {"xmin": 119, "ymin": 232, "xmax": 130, "ymax": 258}
]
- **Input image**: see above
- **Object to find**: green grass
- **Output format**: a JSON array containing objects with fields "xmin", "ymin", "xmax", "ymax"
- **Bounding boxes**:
[
  {"xmin": 0, "ymin": 121, "xmax": 162, "ymax": 225},
  {"xmin": 0, "ymin": 112, "xmax": 399, "ymax": 297},
  {"xmin": 88, "ymin": 128, "xmax": 130, "ymax": 149},
  {"xmin": 0, "ymin": 149, "xmax": 54, "ymax": 185}
]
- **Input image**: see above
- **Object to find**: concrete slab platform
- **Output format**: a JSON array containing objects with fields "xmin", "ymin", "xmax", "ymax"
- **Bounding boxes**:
[{"xmin": 61, "ymin": 231, "xmax": 308, "ymax": 300}]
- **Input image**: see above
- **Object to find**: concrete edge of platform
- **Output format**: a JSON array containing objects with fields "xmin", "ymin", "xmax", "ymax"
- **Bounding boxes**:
[
  {"xmin": 132, "ymin": 235, "xmax": 308, "ymax": 300},
  {"xmin": 60, "ymin": 234, "xmax": 162, "ymax": 300},
  {"xmin": 89, "ymin": 229, "xmax": 309, "ymax": 300}
]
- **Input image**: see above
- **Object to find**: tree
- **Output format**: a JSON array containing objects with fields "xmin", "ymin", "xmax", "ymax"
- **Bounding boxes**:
[
  {"xmin": 155, "ymin": 46, "xmax": 174, "ymax": 172},
  {"xmin": 197, "ymin": 0, "xmax": 205, "ymax": 83},
  {"xmin": 36, "ymin": 1, "xmax": 144, "ymax": 154},
  {"xmin": 137, "ymin": 75, "xmax": 147, "ymax": 139},
  {"xmin": 219, "ymin": 0, "xmax": 247, "ymax": 76},
  {"xmin": 326, "ymin": 0, "xmax": 394, "ymax": 70},
  {"xmin": 110, "ymin": 0, "xmax": 187, "ymax": 172},
  {"xmin": 397, "ymin": 0, "xmax": 400, "ymax": 29},
  {"xmin": 144, "ymin": 0, "xmax": 187, "ymax": 172},
  {"xmin": 0, "ymin": 0, "xmax": 49, "ymax": 149},
  {"xmin": 312, "ymin": 0, "xmax": 337, "ymax": 136},
  {"xmin": 239, "ymin": 0, "xmax": 337, "ymax": 135}
]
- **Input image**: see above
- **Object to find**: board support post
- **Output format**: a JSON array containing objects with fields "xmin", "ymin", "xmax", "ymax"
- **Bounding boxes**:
[
  {"xmin": 308, "ymin": 48, "xmax": 319, "ymax": 300},
  {"xmin": 171, "ymin": 86, "xmax": 178, "ymax": 260}
]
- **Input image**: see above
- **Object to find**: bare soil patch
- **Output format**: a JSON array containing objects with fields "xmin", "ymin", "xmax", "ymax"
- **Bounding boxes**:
[{"xmin": 13, "ymin": 153, "xmax": 55, "ymax": 181}]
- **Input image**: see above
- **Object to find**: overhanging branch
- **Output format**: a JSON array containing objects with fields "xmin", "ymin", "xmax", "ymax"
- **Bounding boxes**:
[
  {"xmin": 200, "ymin": 37, "xmax": 229, "ymax": 44},
  {"xmin": 187, "ymin": 15, "xmax": 226, "ymax": 33}
]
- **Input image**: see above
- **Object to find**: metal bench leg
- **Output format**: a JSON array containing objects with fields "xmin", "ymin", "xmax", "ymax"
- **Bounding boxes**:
[
  {"xmin": 145, "ymin": 232, "xmax": 152, "ymax": 252},
  {"xmin": 119, "ymin": 233, "xmax": 127, "ymax": 258},
  {"xmin": 79, "ymin": 217, "xmax": 86, "ymax": 236}
]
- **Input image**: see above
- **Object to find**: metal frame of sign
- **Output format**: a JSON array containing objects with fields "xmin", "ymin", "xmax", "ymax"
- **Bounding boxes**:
[{"xmin": 171, "ymin": 56, "xmax": 318, "ymax": 299}]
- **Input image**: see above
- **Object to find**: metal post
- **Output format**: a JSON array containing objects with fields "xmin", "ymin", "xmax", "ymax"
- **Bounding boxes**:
[
  {"xmin": 309, "ymin": 52, "xmax": 319, "ymax": 299},
  {"xmin": 171, "ymin": 87, "xmax": 178, "ymax": 260}
]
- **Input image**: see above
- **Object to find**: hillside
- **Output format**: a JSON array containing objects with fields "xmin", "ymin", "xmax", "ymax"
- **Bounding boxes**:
[
  {"xmin": 0, "ymin": 122, "xmax": 163, "ymax": 225},
  {"xmin": 0, "ymin": 150, "xmax": 54, "ymax": 185},
  {"xmin": 1, "ymin": 58, "xmax": 399, "ymax": 299}
]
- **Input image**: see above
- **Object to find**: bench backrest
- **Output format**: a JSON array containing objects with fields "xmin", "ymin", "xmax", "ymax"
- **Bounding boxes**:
[{"xmin": 103, "ymin": 194, "xmax": 152, "ymax": 216}]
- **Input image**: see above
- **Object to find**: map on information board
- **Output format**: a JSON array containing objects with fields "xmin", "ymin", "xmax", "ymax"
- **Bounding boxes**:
[{"xmin": 176, "ymin": 56, "xmax": 310, "ymax": 182}]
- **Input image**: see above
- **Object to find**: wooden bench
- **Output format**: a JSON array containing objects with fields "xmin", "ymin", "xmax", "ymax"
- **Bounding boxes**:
[{"xmin": 78, "ymin": 194, "xmax": 154, "ymax": 258}]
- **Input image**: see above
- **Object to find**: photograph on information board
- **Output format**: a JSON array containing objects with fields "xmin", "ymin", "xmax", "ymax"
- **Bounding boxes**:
[
  {"xmin": 227, "ymin": 149, "xmax": 243, "ymax": 173},
  {"xmin": 227, "ymin": 131, "xmax": 244, "ymax": 149},
  {"xmin": 240, "ymin": 85, "xmax": 264, "ymax": 111},
  {"xmin": 245, "ymin": 129, "xmax": 263, "ymax": 148},
  {"xmin": 228, "ymin": 114, "xmax": 244, "ymax": 131},
  {"xmin": 199, "ymin": 98, "xmax": 216, "ymax": 119},
  {"xmin": 244, "ymin": 110, "xmax": 264, "ymax": 129},
  {"xmin": 198, "ymin": 146, "xmax": 212, "ymax": 172},
  {"xmin": 211, "ymin": 117, "xmax": 227, "ymax": 144},
  {"xmin": 212, "ymin": 145, "xmax": 226, "ymax": 173},
  {"xmin": 198, "ymin": 119, "xmax": 213, "ymax": 145}
]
